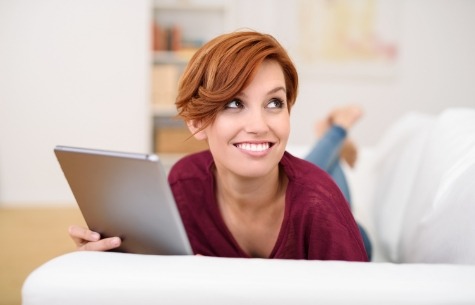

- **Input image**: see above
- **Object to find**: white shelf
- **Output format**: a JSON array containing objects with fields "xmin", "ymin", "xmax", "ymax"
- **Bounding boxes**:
[
  {"xmin": 151, "ymin": 104, "xmax": 178, "ymax": 117},
  {"xmin": 153, "ymin": 3, "xmax": 227, "ymax": 12},
  {"xmin": 152, "ymin": 1, "xmax": 230, "ymax": 45},
  {"xmin": 152, "ymin": 51, "xmax": 193, "ymax": 65}
]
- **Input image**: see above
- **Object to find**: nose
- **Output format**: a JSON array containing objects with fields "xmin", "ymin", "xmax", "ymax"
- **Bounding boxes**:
[{"xmin": 244, "ymin": 107, "xmax": 269, "ymax": 134}]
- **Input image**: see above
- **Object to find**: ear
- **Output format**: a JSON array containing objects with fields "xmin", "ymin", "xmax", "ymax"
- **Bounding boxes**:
[{"xmin": 186, "ymin": 120, "xmax": 207, "ymax": 141}]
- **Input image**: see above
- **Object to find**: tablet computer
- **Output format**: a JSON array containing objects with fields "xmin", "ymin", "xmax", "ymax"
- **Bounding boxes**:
[{"xmin": 54, "ymin": 145, "xmax": 193, "ymax": 255}]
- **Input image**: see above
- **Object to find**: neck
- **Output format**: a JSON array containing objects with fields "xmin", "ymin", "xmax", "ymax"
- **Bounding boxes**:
[{"xmin": 215, "ymin": 165, "xmax": 287, "ymax": 214}]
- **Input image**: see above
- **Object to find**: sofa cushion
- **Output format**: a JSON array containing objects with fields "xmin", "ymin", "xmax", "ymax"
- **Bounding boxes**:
[
  {"xmin": 22, "ymin": 251, "xmax": 475, "ymax": 305},
  {"xmin": 368, "ymin": 112, "xmax": 435, "ymax": 262},
  {"xmin": 398, "ymin": 108, "xmax": 475, "ymax": 264}
]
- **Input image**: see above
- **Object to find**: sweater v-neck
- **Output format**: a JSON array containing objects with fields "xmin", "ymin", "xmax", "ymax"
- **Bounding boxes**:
[{"xmin": 206, "ymin": 158, "xmax": 291, "ymax": 259}]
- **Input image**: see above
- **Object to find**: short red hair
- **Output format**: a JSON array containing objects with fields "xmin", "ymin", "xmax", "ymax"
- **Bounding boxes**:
[{"xmin": 175, "ymin": 30, "xmax": 298, "ymax": 130}]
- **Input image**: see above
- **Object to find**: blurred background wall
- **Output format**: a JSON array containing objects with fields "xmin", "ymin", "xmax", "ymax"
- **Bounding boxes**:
[
  {"xmin": 0, "ymin": 0, "xmax": 151, "ymax": 205},
  {"xmin": 1, "ymin": 0, "xmax": 474, "ymax": 206}
]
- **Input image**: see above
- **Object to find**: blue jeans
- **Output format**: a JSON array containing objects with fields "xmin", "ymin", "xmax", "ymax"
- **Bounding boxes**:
[{"xmin": 305, "ymin": 125, "xmax": 373, "ymax": 260}]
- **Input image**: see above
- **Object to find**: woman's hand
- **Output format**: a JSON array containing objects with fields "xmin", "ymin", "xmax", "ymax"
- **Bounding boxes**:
[{"xmin": 68, "ymin": 225, "xmax": 121, "ymax": 251}]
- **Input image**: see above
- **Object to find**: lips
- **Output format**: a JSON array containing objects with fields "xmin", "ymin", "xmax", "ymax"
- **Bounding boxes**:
[{"xmin": 234, "ymin": 142, "xmax": 273, "ymax": 152}]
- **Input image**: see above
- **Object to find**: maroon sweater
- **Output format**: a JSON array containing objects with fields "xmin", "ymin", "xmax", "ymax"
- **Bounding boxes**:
[{"xmin": 168, "ymin": 150, "xmax": 367, "ymax": 261}]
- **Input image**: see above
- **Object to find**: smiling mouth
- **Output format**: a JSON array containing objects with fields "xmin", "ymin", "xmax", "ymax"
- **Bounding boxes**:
[{"xmin": 234, "ymin": 142, "xmax": 273, "ymax": 152}]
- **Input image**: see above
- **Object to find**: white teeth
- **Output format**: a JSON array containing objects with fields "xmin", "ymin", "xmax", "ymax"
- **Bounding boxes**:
[{"xmin": 236, "ymin": 143, "xmax": 270, "ymax": 152}]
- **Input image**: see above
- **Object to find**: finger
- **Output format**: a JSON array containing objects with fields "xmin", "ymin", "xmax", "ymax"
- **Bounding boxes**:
[
  {"xmin": 68, "ymin": 225, "xmax": 100, "ymax": 242},
  {"xmin": 79, "ymin": 237, "xmax": 121, "ymax": 252},
  {"xmin": 68, "ymin": 225, "xmax": 101, "ymax": 248}
]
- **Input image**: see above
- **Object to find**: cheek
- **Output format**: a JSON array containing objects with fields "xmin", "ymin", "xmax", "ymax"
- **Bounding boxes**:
[
  {"xmin": 205, "ymin": 119, "xmax": 234, "ymax": 146},
  {"xmin": 271, "ymin": 114, "xmax": 291, "ymax": 138}
]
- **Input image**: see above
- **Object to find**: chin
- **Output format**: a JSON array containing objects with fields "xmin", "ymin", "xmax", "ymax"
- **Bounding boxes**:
[{"xmin": 233, "ymin": 160, "xmax": 281, "ymax": 179}]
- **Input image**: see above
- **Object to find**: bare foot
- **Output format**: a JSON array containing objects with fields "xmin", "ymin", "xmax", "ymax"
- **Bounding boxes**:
[
  {"xmin": 314, "ymin": 118, "xmax": 331, "ymax": 138},
  {"xmin": 330, "ymin": 105, "xmax": 363, "ymax": 130},
  {"xmin": 340, "ymin": 139, "xmax": 358, "ymax": 168}
]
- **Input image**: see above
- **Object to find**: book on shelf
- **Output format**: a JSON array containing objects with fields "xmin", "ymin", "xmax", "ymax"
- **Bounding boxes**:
[
  {"xmin": 151, "ymin": 22, "xmax": 183, "ymax": 52},
  {"xmin": 151, "ymin": 21, "xmax": 204, "ymax": 53}
]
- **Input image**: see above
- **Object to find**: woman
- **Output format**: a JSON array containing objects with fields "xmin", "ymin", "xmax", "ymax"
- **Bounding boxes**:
[{"xmin": 69, "ymin": 30, "xmax": 367, "ymax": 261}]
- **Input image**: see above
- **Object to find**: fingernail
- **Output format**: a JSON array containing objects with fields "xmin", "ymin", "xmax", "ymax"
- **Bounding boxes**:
[
  {"xmin": 111, "ymin": 237, "xmax": 121, "ymax": 246},
  {"xmin": 91, "ymin": 232, "xmax": 100, "ymax": 240}
]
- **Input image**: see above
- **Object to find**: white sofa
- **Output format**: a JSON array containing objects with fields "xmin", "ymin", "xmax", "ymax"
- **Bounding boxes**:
[{"xmin": 22, "ymin": 108, "xmax": 475, "ymax": 305}]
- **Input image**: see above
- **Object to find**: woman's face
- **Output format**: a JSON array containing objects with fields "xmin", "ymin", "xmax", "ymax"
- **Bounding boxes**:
[{"xmin": 200, "ymin": 60, "xmax": 290, "ymax": 179}]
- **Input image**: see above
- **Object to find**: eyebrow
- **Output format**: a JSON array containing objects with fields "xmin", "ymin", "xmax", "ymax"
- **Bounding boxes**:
[
  {"xmin": 238, "ymin": 86, "xmax": 287, "ymax": 98},
  {"xmin": 269, "ymin": 86, "xmax": 287, "ymax": 95}
]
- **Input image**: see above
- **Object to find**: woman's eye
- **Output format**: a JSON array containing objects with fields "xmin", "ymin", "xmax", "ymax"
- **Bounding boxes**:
[
  {"xmin": 267, "ymin": 98, "xmax": 285, "ymax": 109},
  {"xmin": 225, "ymin": 99, "xmax": 243, "ymax": 109}
]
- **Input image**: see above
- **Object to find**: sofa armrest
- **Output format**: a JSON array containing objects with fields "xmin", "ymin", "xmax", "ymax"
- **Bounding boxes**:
[{"xmin": 23, "ymin": 252, "xmax": 475, "ymax": 305}]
